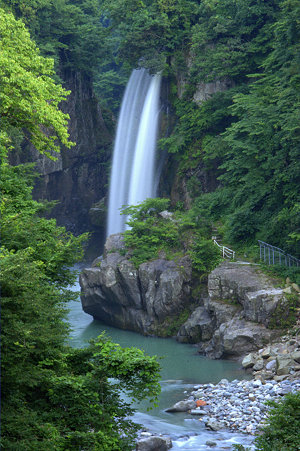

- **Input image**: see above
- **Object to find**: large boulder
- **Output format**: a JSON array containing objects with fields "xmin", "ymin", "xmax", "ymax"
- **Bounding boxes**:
[
  {"xmin": 208, "ymin": 262, "xmax": 288, "ymax": 326},
  {"xmin": 80, "ymin": 235, "xmax": 193, "ymax": 335},
  {"xmin": 177, "ymin": 262, "xmax": 285, "ymax": 358},
  {"xmin": 177, "ymin": 306, "xmax": 215, "ymax": 343},
  {"xmin": 198, "ymin": 317, "xmax": 280, "ymax": 359},
  {"xmin": 81, "ymin": 249, "xmax": 287, "ymax": 356},
  {"xmin": 136, "ymin": 436, "xmax": 172, "ymax": 451}
]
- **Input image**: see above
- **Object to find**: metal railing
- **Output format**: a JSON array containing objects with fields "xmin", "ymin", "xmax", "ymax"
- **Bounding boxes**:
[
  {"xmin": 258, "ymin": 240, "xmax": 300, "ymax": 267},
  {"xmin": 213, "ymin": 239, "xmax": 235, "ymax": 259}
]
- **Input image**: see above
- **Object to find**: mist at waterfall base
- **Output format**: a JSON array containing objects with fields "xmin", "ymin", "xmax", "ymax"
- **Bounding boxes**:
[
  {"xmin": 107, "ymin": 69, "xmax": 162, "ymax": 236},
  {"xmin": 68, "ymin": 269, "xmax": 254, "ymax": 450}
]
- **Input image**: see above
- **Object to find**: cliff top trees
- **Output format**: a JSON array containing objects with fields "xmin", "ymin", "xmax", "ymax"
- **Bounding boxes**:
[{"xmin": 0, "ymin": 9, "xmax": 74, "ymax": 158}]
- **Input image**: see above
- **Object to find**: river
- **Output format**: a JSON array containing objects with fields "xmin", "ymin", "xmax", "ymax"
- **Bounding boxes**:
[{"xmin": 67, "ymin": 266, "xmax": 254, "ymax": 450}]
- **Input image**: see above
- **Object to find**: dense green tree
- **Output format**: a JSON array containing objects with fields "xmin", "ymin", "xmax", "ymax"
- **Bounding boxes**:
[
  {"xmin": 1, "ymin": 0, "xmax": 108, "ymax": 74},
  {"xmin": 100, "ymin": 0, "xmax": 201, "ymax": 72},
  {"xmin": 254, "ymin": 392, "xmax": 300, "ymax": 450},
  {"xmin": 121, "ymin": 198, "xmax": 221, "ymax": 272},
  {"xmin": 1, "ymin": 10, "xmax": 161, "ymax": 449},
  {"xmin": 218, "ymin": 0, "xmax": 300, "ymax": 252},
  {"xmin": 0, "ymin": 8, "xmax": 74, "ymax": 157},
  {"xmin": 190, "ymin": 0, "xmax": 279, "ymax": 83}
]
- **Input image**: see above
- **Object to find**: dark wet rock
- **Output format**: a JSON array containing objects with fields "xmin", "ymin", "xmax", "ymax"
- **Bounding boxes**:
[
  {"xmin": 136, "ymin": 436, "xmax": 172, "ymax": 451},
  {"xmin": 165, "ymin": 400, "xmax": 196, "ymax": 412},
  {"xmin": 80, "ymin": 236, "xmax": 193, "ymax": 335},
  {"xmin": 177, "ymin": 306, "xmax": 215, "ymax": 343}
]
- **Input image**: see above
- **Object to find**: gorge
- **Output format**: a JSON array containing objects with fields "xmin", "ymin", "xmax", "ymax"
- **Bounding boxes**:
[{"xmin": 2, "ymin": 1, "xmax": 299, "ymax": 449}]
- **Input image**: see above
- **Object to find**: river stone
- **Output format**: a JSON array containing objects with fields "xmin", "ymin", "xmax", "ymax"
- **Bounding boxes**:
[
  {"xmin": 276, "ymin": 356, "xmax": 294, "ymax": 376},
  {"xmin": 265, "ymin": 359, "xmax": 276, "ymax": 371},
  {"xmin": 261, "ymin": 346, "xmax": 272, "ymax": 359},
  {"xmin": 205, "ymin": 419, "xmax": 224, "ymax": 431},
  {"xmin": 242, "ymin": 353, "xmax": 257, "ymax": 368},
  {"xmin": 165, "ymin": 400, "xmax": 196, "ymax": 412},
  {"xmin": 291, "ymin": 351, "xmax": 300, "ymax": 363},
  {"xmin": 253, "ymin": 359, "xmax": 264, "ymax": 371},
  {"xmin": 190, "ymin": 409, "xmax": 206, "ymax": 415},
  {"xmin": 136, "ymin": 436, "xmax": 172, "ymax": 451}
]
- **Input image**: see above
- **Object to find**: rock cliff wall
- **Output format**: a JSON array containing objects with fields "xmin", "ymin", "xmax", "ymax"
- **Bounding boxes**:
[
  {"xmin": 177, "ymin": 262, "xmax": 286, "ymax": 358},
  {"xmin": 80, "ymin": 235, "xmax": 289, "ymax": 358},
  {"xmin": 80, "ymin": 234, "xmax": 194, "ymax": 335},
  {"xmin": 9, "ymin": 69, "xmax": 112, "ymax": 236}
]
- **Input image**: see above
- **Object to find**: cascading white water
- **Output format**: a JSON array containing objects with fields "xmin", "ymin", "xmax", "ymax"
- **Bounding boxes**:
[
  {"xmin": 107, "ymin": 69, "xmax": 161, "ymax": 236},
  {"xmin": 128, "ymin": 74, "xmax": 162, "ymax": 207}
]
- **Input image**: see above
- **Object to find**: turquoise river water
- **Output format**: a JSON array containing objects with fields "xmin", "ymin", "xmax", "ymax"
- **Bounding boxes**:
[{"xmin": 67, "ymin": 266, "xmax": 254, "ymax": 450}]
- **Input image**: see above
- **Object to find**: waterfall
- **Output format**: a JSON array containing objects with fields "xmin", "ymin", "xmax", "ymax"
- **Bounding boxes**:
[{"xmin": 107, "ymin": 69, "xmax": 161, "ymax": 236}]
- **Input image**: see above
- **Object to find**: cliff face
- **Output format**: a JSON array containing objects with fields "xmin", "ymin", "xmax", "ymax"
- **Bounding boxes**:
[
  {"xmin": 177, "ymin": 262, "xmax": 285, "ymax": 358},
  {"xmin": 80, "ymin": 234, "xmax": 194, "ymax": 335},
  {"xmin": 80, "ymin": 239, "xmax": 287, "ymax": 358},
  {"xmin": 159, "ymin": 74, "xmax": 230, "ymax": 208},
  {"xmin": 10, "ymin": 69, "xmax": 112, "ymax": 236}
]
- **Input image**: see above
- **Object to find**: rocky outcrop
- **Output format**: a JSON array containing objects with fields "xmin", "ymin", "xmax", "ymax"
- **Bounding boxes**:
[
  {"xmin": 81, "ymin": 241, "xmax": 292, "ymax": 356},
  {"xmin": 9, "ymin": 69, "xmax": 112, "ymax": 236},
  {"xmin": 80, "ymin": 234, "xmax": 193, "ymax": 335},
  {"xmin": 177, "ymin": 262, "xmax": 287, "ymax": 358}
]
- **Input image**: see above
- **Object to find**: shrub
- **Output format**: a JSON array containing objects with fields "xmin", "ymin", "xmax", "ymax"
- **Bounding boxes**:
[{"xmin": 254, "ymin": 392, "xmax": 300, "ymax": 451}]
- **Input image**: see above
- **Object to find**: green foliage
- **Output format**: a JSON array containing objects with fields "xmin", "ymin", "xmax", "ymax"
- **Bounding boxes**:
[
  {"xmin": 161, "ymin": 0, "xmax": 300, "ymax": 256},
  {"xmin": 190, "ymin": 0, "xmax": 278, "ymax": 83},
  {"xmin": 0, "ymin": 9, "xmax": 74, "ymax": 158},
  {"xmin": 188, "ymin": 238, "xmax": 222, "ymax": 274},
  {"xmin": 1, "ymin": 0, "xmax": 107, "ymax": 74},
  {"xmin": 254, "ymin": 392, "xmax": 300, "ymax": 451},
  {"xmin": 1, "ymin": 165, "xmax": 161, "ymax": 449},
  {"xmin": 0, "ymin": 15, "xmax": 161, "ymax": 446},
  {"xmin": 1, "ymin": 159, "xmax": 87, "ymax": 285},
  {"xmin": 121, "ymin": 198, "xmax": 221, "ymax": 275},
  {"xmin": 100, "ymin": 0, "xmax": 201, "ymax": 73},
  {"xmin": 260, "ymin": 264, "xmax": 300, "ymax": 288},
  {"xmin": 122, "ymin": 198, "xmax": 181, "ymax": 267},
  {"xmin": 217, "ymin": 0, "xmax": 300, "ymax": 253}
]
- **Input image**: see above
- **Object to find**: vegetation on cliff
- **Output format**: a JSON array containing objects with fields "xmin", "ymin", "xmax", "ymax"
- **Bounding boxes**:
[
  {"xmin": 3, "ymin": 0, "xmax": 299, "ymax": 258},
  {"xmin": 121, "ymin": 197, "xmax": 221, "ymax": 274},
  {"xmin": 0, "ymin": 9, "xmax": 160, "ymax": 449},
  {"xmin": 101, "ymin": 0, "xmax": 299, "ymax": 257}
]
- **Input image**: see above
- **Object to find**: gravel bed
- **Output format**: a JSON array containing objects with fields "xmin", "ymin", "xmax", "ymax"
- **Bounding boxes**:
[{"xmin": 186, "ymin": 377, "xmax": 300, "ymax": 435}]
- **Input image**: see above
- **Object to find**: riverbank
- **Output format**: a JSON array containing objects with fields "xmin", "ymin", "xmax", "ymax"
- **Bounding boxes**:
[
  {"xmin": 136, "ymin": 376, "xmax": 299, "ymax": 450},
  {"xmin": 136, "ymin": 328, "xmax": 300, "ymax": 450}
]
